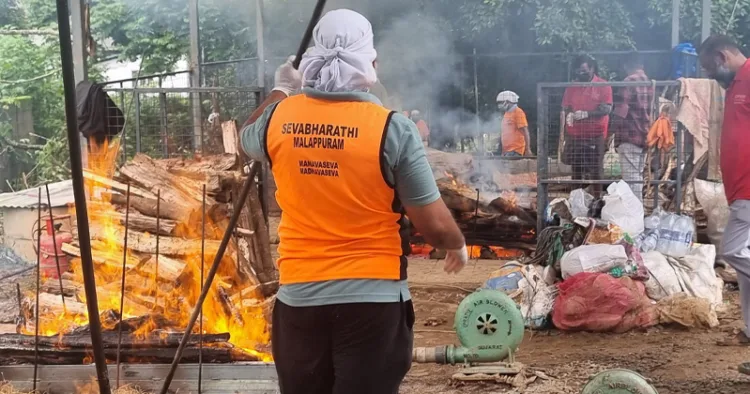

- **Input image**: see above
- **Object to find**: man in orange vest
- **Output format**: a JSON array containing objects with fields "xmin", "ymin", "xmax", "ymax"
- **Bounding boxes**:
[{"xmin": 240, "ymin": 9, "xmax": 468, "ymax": 394}]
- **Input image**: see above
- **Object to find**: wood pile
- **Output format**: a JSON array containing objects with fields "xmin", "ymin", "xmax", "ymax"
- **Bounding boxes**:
[
  {"xmin": 10, "ymin": 144, "xmax": 277, "ymax": 363},
  {"xmin": 425, "ymin": 149, "xmax": 537, "ymax": 244}
]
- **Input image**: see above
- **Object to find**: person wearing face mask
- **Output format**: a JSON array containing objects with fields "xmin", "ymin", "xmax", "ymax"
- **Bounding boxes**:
[
  {"xmin": 561, "ymin": 55, "xmax": 613, "ymax": 194},
  {"xmin": 496, "ymin": 91, "xmax": 531, "ymax": 157},
  {"xmin": 239, "ymin": 9, "xmax": 468, "ymax": 393},
  {"xmin": 698, "ymin": 35, "xmax": 750, "ymax": 350}
]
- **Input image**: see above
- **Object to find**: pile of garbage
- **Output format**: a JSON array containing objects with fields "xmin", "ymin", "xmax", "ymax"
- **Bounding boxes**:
[{"xmin": 485, "ymin": 180, "xmax": 724, "ymax": 333}]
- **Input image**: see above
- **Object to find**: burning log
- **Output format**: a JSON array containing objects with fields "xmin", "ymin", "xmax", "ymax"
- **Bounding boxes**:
[
  {"xmin": 89, "ymin": 226, "xmax": 222, "ymax": 257},
  {"xmin": 61, "ymin": 243, "xmax": 143, "ymax": 270},
  {"xmin": 159, "ymin": 152, "xmax": 238, "ymax": 173},
  {"xmin": 135, "ymin": 254, "xmax": 187, "ymax": 283},
  {"xmin": 91, "ymin": 210, "xmax": 177, "ymax": 236},
  {"xmin": 41, "ymin": 278, "xmax": 81, "ymax": 297},
  {"xmin": 109, "ymin": 192, "xmax": 188, "ymax": 221},
  {"xmin": 488, "ymin": 196, "xmax": 536, "ymax": 224},
  {"xmin": 119, "ymin": 154, "xmax": 215, "ymax": 212},
  {"xmin": 82, "ymin": 170, "xmax": 158, "ymax": 200},
  {"xmin": 0, "ymin": 332, "xmax": 230, "ymax": 349},
  {"xmin": 25, "ymin": 292, "xmax": 87, "ymax": 317}
]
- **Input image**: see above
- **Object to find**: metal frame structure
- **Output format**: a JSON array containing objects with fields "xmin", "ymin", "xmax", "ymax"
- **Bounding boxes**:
[
  {"xmin": 0, "ymin": 363, "xmax": 279, "ymax": 393},
  {"xmin": 103, "ymin": 86, "xmax": 263, "ymax": 159},
  {"xmin": 535, "ymin": 80, "xmax": 685, "ymax": 232}
]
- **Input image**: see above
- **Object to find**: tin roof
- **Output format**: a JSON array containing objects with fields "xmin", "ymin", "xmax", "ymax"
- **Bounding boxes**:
[{"xmin": 0, "ymin": 180, "xmax": 74, "ymax": 209}]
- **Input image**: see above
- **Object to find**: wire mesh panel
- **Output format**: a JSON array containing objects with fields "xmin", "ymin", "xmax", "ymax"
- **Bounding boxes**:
[
  {"xmin": 103, "ymin": 87, "xmax": 263, "ymax": 160},
  {"xmin": 535, "ymin": 80, "xmax": 685, "ymax": 231}
]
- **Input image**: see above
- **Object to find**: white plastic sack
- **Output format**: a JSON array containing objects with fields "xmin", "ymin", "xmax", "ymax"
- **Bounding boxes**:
[
  {"xmin": 560, "ymin": 244, "xmax": 629, "ymax": 279},
  {"xmin": 694, "ymin": 179, "xmax": 729, "ymax": 264},
  {"xmin": 518, "ymin": 265, "xmax": 558, "ymax": 329},
  {"xmin": 569, "ymin": 189, "xmax": 594, "ymax": 219},
  {"xmin": 642, "ymin": 246, "xmax": 724, "ymax": 307},
  {"xmin": 642, "ymin": 251, "xmax": 682, "ymax": 301},
  {"xmin": 601, "ymin": 180, "xmax": 645, "ymax": 236},
  {"xmin": 668, "ymin": 244, "xmax": 724, "ymax": 307}
]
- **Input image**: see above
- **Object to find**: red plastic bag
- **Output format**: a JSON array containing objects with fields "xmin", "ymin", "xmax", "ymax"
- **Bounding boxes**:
[{"xmin": 552, "ymin": 272, "xmax": 658, "ymax": 332}]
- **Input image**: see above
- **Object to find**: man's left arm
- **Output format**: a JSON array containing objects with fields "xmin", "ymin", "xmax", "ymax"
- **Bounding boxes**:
[{"xmin": 590, "ymin": 86, "xmax": 614, "ymax": 118}]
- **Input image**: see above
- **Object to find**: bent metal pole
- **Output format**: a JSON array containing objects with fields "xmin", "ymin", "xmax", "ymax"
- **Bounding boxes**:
[{"xmin": 54, "ymin": 0, "xmax": 111, "ymax": 392}]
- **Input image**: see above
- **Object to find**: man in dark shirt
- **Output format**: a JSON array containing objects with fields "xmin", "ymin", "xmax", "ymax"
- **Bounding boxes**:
[{"xmin": 612, "ymin": 53, "xmax": 654, "ymax": 202}]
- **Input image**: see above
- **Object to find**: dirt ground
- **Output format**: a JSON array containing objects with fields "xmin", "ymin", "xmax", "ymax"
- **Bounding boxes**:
[
  {"xmin": 267, "ymin": 215, "xmax": 750, "ymax": 393},
  {"xmin": 403, "ymin": 259, "xmax": 750, "ymax": 394}
]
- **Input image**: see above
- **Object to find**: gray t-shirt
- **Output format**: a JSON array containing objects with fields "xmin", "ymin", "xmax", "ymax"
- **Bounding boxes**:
[{"xmin": 241, "ymin": 88, "xmax": 440, "ymax": 307}]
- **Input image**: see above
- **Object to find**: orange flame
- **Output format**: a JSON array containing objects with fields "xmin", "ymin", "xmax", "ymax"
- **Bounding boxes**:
[{"xmin": 33, "ymin": 138, "xmax": 271, "ymax": 361}]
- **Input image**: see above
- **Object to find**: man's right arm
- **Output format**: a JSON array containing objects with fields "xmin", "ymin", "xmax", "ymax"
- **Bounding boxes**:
[{"xmin": 384, "ymin": 113, "xmax": 465, "ymax": 251}]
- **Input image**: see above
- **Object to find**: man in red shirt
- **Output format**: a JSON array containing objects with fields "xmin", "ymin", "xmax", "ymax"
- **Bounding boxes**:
[
  {"xmin": 699, "ymin": 35, "xmax": 750, "ymax": 349},
  {"xmin": 562, "ymin": 55, "xmax": 613, "ymax": 194}
]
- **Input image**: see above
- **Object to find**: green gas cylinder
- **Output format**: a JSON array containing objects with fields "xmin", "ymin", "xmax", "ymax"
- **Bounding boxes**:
[{"xmin": 581, "ymin": 369, "xmax": 659, "ymax": 394}]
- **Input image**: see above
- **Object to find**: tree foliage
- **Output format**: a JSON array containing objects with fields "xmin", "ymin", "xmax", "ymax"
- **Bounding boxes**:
[{"xmin": 2, "ymin": 0, "xmax": 750, "ymax": 190}]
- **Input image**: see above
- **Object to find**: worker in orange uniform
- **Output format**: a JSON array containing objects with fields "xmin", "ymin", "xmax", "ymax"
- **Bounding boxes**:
[
  {"xmin": 496, "ymin": 91, "xmax": 531, "ymax": 156},
  {"xmin": 410, "ymin": 110, "xmax": 430, "ymax": 147},
  {"xmin": 239, "ymin": 9, "xmax": 468, "ymax": 394}
]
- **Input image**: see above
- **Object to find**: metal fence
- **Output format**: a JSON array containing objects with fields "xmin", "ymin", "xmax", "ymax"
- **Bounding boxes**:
[
  {"xmin": 102, "ymin": 87, "xmax": 263, "ymax": 160},
  {"xmin": 535, "ymin": 80, "xmax": 687, "ymax": 231}
]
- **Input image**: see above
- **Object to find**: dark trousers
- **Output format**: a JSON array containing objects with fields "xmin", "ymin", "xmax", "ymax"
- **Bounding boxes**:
[
  {"xmin": 272, "ymin": 299, "xmax": 415, "ymax": 394},
  {"xmin": 567, "ymin": 136, "xmax": 605, "ymax": 196}
]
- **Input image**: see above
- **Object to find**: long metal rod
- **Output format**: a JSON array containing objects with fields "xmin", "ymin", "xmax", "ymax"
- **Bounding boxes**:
[
  {"xmin": 45, "ymin": 184, "xmax": 66, "ymax": 310},
  {"xmin": 154, "ymin": 189, "xmax": 161, "ymax": 306},
  {"xmin": 473, "ymin": 48, "xmax": 481, "ymax": 154},
  {"xmin": 0, "ymin": 266, "xmax": 34, "ymax": 282},
  {"xmin": 672, "ymin": 0, "xmax": 681, "ymax": 47},
  {"xmin": 159, "ymin": 163, "xmax": 261, "ymax": 394},
  {"xmin": 115, "ymin": 183, "xmax": 131, "ymax": 388},
  {"xmin": 291, "ymin": 0, "xmax": 328, "ymax": 69},
  {"xmin": 33, "ymin": 188, "xmax": 41, "ymax": 392},
  {"xmin": 198, "ymin": 184, "xmax": 206, "ymax": 394},
  {"xmin": 55, "ymin": 0, "xmax": 111, "ymax": 391}
]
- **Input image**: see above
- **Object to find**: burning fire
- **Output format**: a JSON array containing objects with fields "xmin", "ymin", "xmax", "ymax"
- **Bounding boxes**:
[
  {"xmin": 29, "ymin": 139, "xmax": 271, "ymax": 361},
  {"xmin": 443, "ymin": 171, "xmax": 459, "ymax": 187}
]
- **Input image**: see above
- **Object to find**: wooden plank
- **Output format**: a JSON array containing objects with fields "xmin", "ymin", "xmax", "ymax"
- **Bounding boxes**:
[
  {"xmin": 222, "ymin": 120, "xmax": 240, "ymax": 154},
  {"xmin": 89, "ymin": 226, "xmax": 221, "ymax": 256},
  {"xmin": 109, "ymin": 192, "xmax": 188, "ymax": 222},
  {"xmin": 82, "ymin": 169, "xmax": 157, "ymax": 200}
]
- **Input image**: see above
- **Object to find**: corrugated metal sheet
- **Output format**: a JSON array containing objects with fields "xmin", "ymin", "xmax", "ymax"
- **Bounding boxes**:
[{"xmin": 0, "ymin": 180, "xmax": 74, "ymax": 208}]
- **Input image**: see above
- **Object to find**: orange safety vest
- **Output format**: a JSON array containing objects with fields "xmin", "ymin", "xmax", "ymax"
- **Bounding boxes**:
[{"xmin": 265, "ymin": 94, "xmax": 408, "ymax": 285}]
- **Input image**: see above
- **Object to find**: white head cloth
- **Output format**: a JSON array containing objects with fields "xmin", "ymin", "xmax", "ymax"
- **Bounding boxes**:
[
  {"xmin": 496, "ymin": 91, "xmax": 520, "ymax": 103},
  {"xmin": 299, "ymin": 9, "xmax": 378, "ymax": 93}
]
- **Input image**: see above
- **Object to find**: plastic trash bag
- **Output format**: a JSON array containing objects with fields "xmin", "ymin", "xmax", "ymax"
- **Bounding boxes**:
[
  {"xmin": 602, "ymin": 140, "xmax": 622, "ymax": 178},
  {"xmin": 655, "ymin": 213, "xmax": 694, "ymax": 258},
  {"xmin": 570, "ymin": 189, "xmax": 594, "ymax": 219},
  {"xmin": 642, "ymin": 251, "xmax": 682, "ymax": 301},
  {"xmin": 601, "ymin": 181, "xmax": 645, "ymax": 236},
  {"xmin": 484, "ymin": 261, "xmax": 524, "ymax": 293},
  {"xmin": 518, "ymin": 265, "xmax": 558, "ymax": 329},
  {"xmin": 694, "ymin": 179, "xmax": 729, "ymax": 266},
  {"xmin": 560, "ymin": 244, "xmax": 629, "ymax": 279},
  {"xmin": 552, "ymin": 272, "xmax": 658, "ymax": 332}
]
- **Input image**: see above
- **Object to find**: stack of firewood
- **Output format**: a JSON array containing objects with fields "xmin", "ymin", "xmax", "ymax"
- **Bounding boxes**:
[
  {"xmin": 425, "ymin": 149, "xmax": 537, "ymax": 239},
  {"xmin": 15, "ymin": 147, "xmax": 277, "ymax": 361}
]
